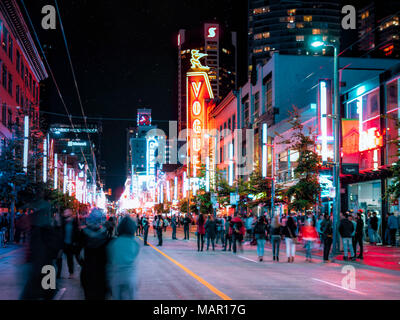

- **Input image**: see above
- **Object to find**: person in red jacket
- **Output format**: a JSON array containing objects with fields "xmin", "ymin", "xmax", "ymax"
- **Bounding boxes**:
[
  {"xmin": 196, "ymin": 213, "xmax": 206, "ymax": 252},
  {"xmin": 230, "ymin": 212, "xmax": 245, "ymax": 254},
  {"xmin": 301, "ymin": 215, "xmax": 319, "ymax": 262}
]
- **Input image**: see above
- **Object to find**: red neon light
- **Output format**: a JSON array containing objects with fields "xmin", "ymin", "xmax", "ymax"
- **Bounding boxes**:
[{"xmin": 359, "ymin": 127, "xmax": 383, "ymax": 152}]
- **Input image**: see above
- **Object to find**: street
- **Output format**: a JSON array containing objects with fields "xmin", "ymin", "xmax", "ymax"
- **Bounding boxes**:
[{"xmin": 1, "ymin": 227, "xmax": 399, "ymax": 300}]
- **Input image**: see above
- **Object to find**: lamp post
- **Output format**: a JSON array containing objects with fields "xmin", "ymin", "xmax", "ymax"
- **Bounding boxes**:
[{"xmin": 311, "ymin": 40, "xmax": 341, "ymax": 256}]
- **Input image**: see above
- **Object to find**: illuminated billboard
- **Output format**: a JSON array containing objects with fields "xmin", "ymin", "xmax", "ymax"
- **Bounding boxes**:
[{"xmin": 186, "ymin": 50, "xmax": 214, "ymax": 177}]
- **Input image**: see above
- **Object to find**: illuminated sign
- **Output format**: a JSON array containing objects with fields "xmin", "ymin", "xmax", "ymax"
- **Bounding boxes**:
[
  {"xmin": 68, "ymin": 141, "xmax": 87, "ymax": 147},
  {"xmin": 50, "ymin": 128, "xmax": 98, "ymax": 134},
  {"xmin": 317, "ymin": 80, "xmax": 333, "ymax": 162},
  {"xmin": 137, "ymin": 111, "xmax": 152, "ymax": 127},
  {"xmin": 190, "ymin": 50, "xmax": 210, "ymax": 71},
  {"xmin": 205, "ymin": 23, "xmax": 219, "ymax": 40},
  {"xmin": 359, "ymin": 127, "xmax": 383, "ymax": 152},
  {"xmin": 147, "ymin": 138, "xmax": 158, "ymax": 189},
  {"xmin": 207, "ymin": 27, "xmax": 217, "ymax": 38},
  {"xmin": 319, "ymin": 174, "xmax": 334, "ymax": 198},
  {"xmin": 186, "ymin": 66, "xmax": 214, "ymax": 177}
]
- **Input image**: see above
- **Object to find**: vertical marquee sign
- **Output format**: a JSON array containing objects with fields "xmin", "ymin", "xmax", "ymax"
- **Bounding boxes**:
[{"xmin": 186, "ymin": 50, "xmax": 214, "ymax": 177}]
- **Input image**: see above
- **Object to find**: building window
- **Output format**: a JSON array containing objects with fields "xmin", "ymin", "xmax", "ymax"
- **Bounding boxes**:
[
  {"xmin": 287, "ymin": 9, "xmax": 296, "ymax": 15},
  {"xmin": 16, "ymin": 85, "xmax": 20, "ymax": 104},
  {"xmin": 8, "ymin": 74, "xmax": 12, "ymax": 96},
  {"xmin": 1, "ymin": 103, "xmax": 6, "ymax": 126},
  {"xmin": 232, "ymin": 114, "xmax": 236, "ymax": 131},
  {"xmin": 263, "ymin": 46, "xmax": 270, "ymax": 52},
  {"xmin": 16, "ymin": 51, "xmax": 20, "ymax": 73},
  {"xmin": 7, "ymin": 109, "xmax": 12, "ymax": 130},
  {"xmin": 228, "ymin": 118, "xmax": 231, "ymax": 131},
  {"xmin": 21, "ymin": 63, "xmax": 25, "ymax": 81},
  {"xmin": 361, "ymin": 11, "xmax": 369, "ymax": 20},
  {"xmin": 244, "ymin": 102, "xmax": 250, "ymax": 127},
  {"xmin": 8, "ymin": 37, "xmax": 13, "ymax": 61},
  {"xmin": 262, "ymin": 32, "xmax": 270, "ymax": 39},
  {"xmin": 304, "ymin": 16, "xmax": 312, "ymax": 22},
  {"xmin": 287, "ymin": 23, "xmax": 295, "ymax": 29},
  {"xmin": 2, "ymin": 26, "xmax": 8, "ymax": 52},
  {"xmin": 254, "ymin": 92, "xmax": 260, "ymax": 117},
  {"xmin": 296, "ymin": 35, "xmax": 304, "ymax": 41},
  {"xmin": 254, "ymin": 33, "xmax": 263, "ymax": 40},
  {"xmin": 296, "ymin": 23, "xmax": 304, "ymax": 28},
  {"xmin": 2, "ymin": 65, "xmax": 7, "ymax": 89},
  {"xmin": 265, "ymin": 77, "xmax": 272, "ymax": 112},
  {"xmin": 312, "ymin": 29, "xmax": 321, "ymax": 35}
]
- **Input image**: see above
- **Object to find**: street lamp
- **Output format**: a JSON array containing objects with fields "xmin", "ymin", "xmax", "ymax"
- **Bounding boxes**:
[{"xmin": 311, "ymin": 39, "xmax": 341, "ymax": 257}]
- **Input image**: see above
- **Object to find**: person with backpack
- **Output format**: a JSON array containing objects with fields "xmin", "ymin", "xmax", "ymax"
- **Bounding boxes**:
[
  {"xmin": 254, "ymin": 216, "xmax": 268, "ymax": 262},
  {"xmin": 183, "ymin": 213, "xmax": 191, "ymax": 240},
  {"xmin": 283, "ymin": 212, "xmax": 297, "ymax": 263},
  {"xmin": 142, "ymin": 214, "xmax": 150, "ymax": 246},
  {"xmin": 270, "ymin": 214, "xmax": 282, "ymax": 262},
  {"xmin": 196, "ymin": 213, "xmax": 206, "ymax": 252},
  {"xmin": 222, "ymin": 216, "xmax": 232, "ymax": 251},
  {"xmin": 231, "ymin": 212, "xmax": 245, "ymax": 254},
  {"xmin": 320, "ymin": 213, "xmax": 333, "ymax": 262},
  {"xmin": 155, "ymin": 215, "xmax": 164, "ymax": 246},
  {"xmin": 205, "ymin": 215, "xmax": 217, "ymax": 251}
]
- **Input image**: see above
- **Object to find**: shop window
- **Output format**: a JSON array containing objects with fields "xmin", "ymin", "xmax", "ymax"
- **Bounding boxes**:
[
  {"xmin": 304, "ymin": 16, "xmax": 312, "ymax": 22},
  {"xmin": 254, "ymin": 92, "xmax": 260, "ymax": 117},
  {"xmin": 361, "ymin": 89, "xmax": 380, "ymax": 132},
  {"xmin": 386, "ymin": 79, "xmax": 399, "ymax": 165}
]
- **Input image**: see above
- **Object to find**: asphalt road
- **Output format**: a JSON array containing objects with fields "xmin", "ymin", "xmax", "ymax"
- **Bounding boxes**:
[{"xmin": 1, "ymin": 227, "xmax": 400, "ymax": 300}]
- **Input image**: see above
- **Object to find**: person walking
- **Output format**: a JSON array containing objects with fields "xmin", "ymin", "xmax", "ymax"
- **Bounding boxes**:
[
  {"xmin": 196, "ymin": 213, "xmax": 206, "ymax": 252},
  {"xmin": 320, "ymin": 213, "xmax": 333, "ymax": 262},
  {"xmin": 156, "ymin": 215, "xmax": 164, "ymax": 246},
  {"xmin": 107, "ymin": 216, "xmax": 140, "ymax": 300},
  {"xmin": 339, "ymin": 213, "xmax": 356, "ymax": 261},
  {"xmin": 183, "ymin": 213, "xmax": 191, "ymax": 240},
  {"xmin": 245, "ymin": 214, "xmax": 254, "ymax": 242},
  {"xmin": 171, "ymin": 214, "xmax": 177, "ymax": 240},
  {"xmin": 215, "ymin": 215, "xmax": 223, "ymax": 246},
  {"xmin": 231, "ymin": 213, "xmax": 245, "ymax": 254},
  {"xmin": 270, "ymin": 215, "xmax": 282, "ymax": 262},
  {"xmin": 152, "ymin": 216, "xmax": 157, "ymax": 238},
  {"xmin": 387, "ymin": 213, "xmax": 399, "ymax": 247},
  {"xmin": 283, "ymin": 212, "xmax": 297, "ymax": 263},
  {"xmin": 222, "ymin": 216, "xmax": 232, "ymax": 251},
  {"xmin": 301, "ymin": 216, "xmax": 319, "ymax": 262},
  {"xmin": 142, "ymin": 215, "xmax": 149, "ymax": 246},
  {"xmin": 205, "ymin": 215, "xmax": 217, "ymax": 251},
  {"xmin": 353, "ymin": 212, "xmax": 364, "ymax": 259},
  {"xmin": 370, "ymin": 212, "xmax": 379, "ymax": 245},
  {"xmin": 80, "ymin": 208, "xmax": 110, "ymax": 300},
  {"xmin": 254, "ymin": 216, "xmax": 267, "ymax": 262}
]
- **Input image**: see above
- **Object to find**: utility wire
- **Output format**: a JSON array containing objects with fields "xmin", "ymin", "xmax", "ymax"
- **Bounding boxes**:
[
  {"xmin": 54, "ymin": 0, "xmax": 101, "ymax": 188},
  {"xmin": 20, "ymin": 0, "xmax": 96, "ymax": 185}
]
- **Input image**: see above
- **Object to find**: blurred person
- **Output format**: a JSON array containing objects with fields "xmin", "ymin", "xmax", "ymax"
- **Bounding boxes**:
[
  {"xmin": 196, "ymin": 213, "xmax": 206, "ymax": 252},
  {"xmin": 156, "ymin": 215, "xmax": 164, "ymax": 246},
  {"xmin": 283, "ymin": 212, "xmax": 297, "ymax": 263},
  {"xmin": 142, "ymin": 215, "xmax": 150, "ymax": 246},
  {"xmin": 254, "ymin": 216, "xmax": 268, "ymax": 262},
  {"xmin": 107, "ymin": 216, "xmax": 140, "ymax": 300},
  {"xmin": 183, "ymin": 213, "xmax": 191, "ymax": 240},
  {"xmin": 388, "ymin": 212, "xmax": 399, "ymax": 247},
  {"xmin": 353, "ymin": 213, "xmax": 364, "ymax": 259},
  {"xmin": 339, "ymin": 213, "xmax": 356, "ymax": 261},
  {"xmin": 80, "ymin": 208, "xmax": 110, "ymax": 300},
  {"xmin": 222, "ymin": 216, "xmax": 232, "ymax": 251},
  {"xmin": 216, "ymin": 215, "xmax": 225, "ymax": 246},
  {"xmin": 171, "ymin": 214, "xmax": 177, "ymax": 240},
  {"xmin": 152, "ymin": 216, "xmax": 157, "ymax": 238},
  {"xmin": 20, "ymin": 187, "xmax": 63, "ymax": 300},
  {"xmin": 245, "ymin": 214, "xmax": 254, "ymax": 242},
  {"xmin": 56, "ymin": 209, "xmax": 82, "ymax": 279},
  {"xmin": 320, "ymin": 214, "xmax": 333, "ymax": 262},
  {"xmin": 205, "ymin": 215, "xmax": 217, "ymax": 251},
  {"xmin": 105, "ymin": 216, "xmax": 116, "ymax": 239},
  {"xmin": 316, "ymin": 214, "xmax": 324, "ymax": 247},
  {"xmin": 270, "ymin": 215, "xmax": 282, "ymax": 262},
  {"xmin": 231, "ymin": 212, "xmax": 245, "ymax": 254},
  {"xmin": 301, "ymin": 217, "xmax": 319, "ymax": 262},
  {"xmin": 349, "ymin": 215, "xmax": 357, "ymax": 253}
]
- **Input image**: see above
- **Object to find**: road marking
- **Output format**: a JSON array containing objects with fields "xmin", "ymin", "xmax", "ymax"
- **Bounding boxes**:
[
  {"xmin": 138, "ymin": 236, "xmax": 232, "ymax": 300},
  {"xmin": 53, "ymin": 288, "xmax": 67, "ymax": 300},
  {"xmin": 312, "ymin": 278, "xmax": 366, "ymax": 295},
  {"xmin": 237, "ymin": 255, "xmax": 258, "ymax": 263}
]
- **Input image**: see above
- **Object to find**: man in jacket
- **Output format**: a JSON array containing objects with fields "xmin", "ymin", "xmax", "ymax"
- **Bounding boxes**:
[
  {"xmin": 171, "ymin": 215, "xmax": 177, "ymax": 240},
  {"xmin": 231, "ymin": 213, "xmax": 245, "ymax": 254},
  {"xmin": 387, "ymin": 213, "xmax": 399, "ymax": 247},
  {"xmin": 183, "ymin": 214, "xmax": 191, "ymax": 240},
  {"xmin": 339, "ymin": 213, "xmax": 355, "ymax": 261},
  {"xmin": 353, "ymin": 213, "xmax": 364, "ymax": 259},
  {"xmin": 142, "ymin": 215, "xmax": 149, "ymax": 246},
  {"xmin": 320, "ymin": 213, "xmax": 333, "ymax": 262},
  {"xmin": 156, "ymin": 215, "xmax": 164, "ymax": 246},
  {"xmin": 222, "ymin": 216, "xmax": 232, "ymax": 251},
  {"xmin": 370, "ymin": 212, "xmax": 379, "ymax": 245}
]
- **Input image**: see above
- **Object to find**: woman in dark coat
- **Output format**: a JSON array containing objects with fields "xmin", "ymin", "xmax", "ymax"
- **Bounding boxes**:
[
  {"xmin": 196, "ymin": 213, "xmax": 206, "ymax": 252},
  {"xmin": 205, "ymin": 215, "xmax": 217, "ymax": 251},
  {"xmin": 80, "ymin": 208, "xmax": 110, "ymax": 300}
]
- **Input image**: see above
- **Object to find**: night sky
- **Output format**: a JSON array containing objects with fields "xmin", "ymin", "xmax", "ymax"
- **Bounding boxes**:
[{"xmin": 21, "ymin": 0, "xmax": 248, "ymax": 201}]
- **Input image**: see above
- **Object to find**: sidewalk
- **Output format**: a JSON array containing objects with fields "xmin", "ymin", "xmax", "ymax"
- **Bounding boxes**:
[{"xmin": 182, "ymin": 227, "xmax": 400, "ymax": 271}]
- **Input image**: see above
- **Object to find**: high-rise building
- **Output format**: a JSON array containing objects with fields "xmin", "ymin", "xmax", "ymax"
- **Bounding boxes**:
[
  {"xmin": 248, "ymin": 0, "xmax": 341, "ymax": 73},
  {"xmin": 177, "ymin": 22, "xmax": 236, "ymax": 132},
  {"xmin": 358, "ymin": 0, "xmax": 400, "ymax": 58},
  {"xmin": 0, "ymin": 0, "xmax": 47, "ymax": 151}
]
